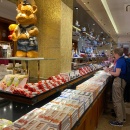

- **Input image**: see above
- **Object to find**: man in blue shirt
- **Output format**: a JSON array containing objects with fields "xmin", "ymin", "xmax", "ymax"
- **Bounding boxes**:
[{"xmin": 108, "ymin": 48, "xmax": 126, "ymax": 126}]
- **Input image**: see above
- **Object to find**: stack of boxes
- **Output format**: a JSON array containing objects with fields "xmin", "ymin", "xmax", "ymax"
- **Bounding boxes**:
[{"xmin": 3, "ymin": 70, "xmax": 109, "ymax": 130}]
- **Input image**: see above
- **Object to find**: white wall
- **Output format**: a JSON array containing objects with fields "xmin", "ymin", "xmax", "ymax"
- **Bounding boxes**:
[{"xmin": 118, "ymin": 36, "xmax": 130, "ymax": 53}]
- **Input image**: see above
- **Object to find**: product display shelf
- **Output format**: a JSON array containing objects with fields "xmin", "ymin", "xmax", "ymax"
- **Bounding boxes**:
[
  {"xmin": 0, "ymin": 69, "xmax": 100, "ymax": 105},
  {"xmin": 0, "ymin": 57, "xmax": 55, "ymax": 81},
  {"xmin": 0, "ymin": 82, "xmax": 68, "ymax": 105},
  {"xmin": 72, "ymin": 77, "xmax": 110, "ymax": 130},
  {"xmin": 68, "ymin": 71, "xmax": 96, "ymax": 86},
  {"xmin": 72, "ymin": 57, "xmax": 104, "ymax": 70},
  {"xmin": 72, "ymin": 57, "xmax": 83, "ymax": 59}
]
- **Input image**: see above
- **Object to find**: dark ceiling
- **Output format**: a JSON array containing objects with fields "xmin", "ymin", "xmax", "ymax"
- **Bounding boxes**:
[{"xmin": 73, "ymin": 0, "xmax": 111, "ymax": 42}]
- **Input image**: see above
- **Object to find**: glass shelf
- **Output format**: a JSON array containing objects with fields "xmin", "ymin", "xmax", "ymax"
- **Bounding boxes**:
[
  {"xmin": 0, "ymin": 57, "xmax": 55, "ymax": 61},
  {"xmin": 0, "ymin": 57, "xmax": 56, "ymax": 82},
  {"xmin": 72, "ymin": 57, "xmax": 83, "ymax": 59}
]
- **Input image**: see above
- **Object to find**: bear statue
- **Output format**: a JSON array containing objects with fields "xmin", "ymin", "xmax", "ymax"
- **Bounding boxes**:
[{"xmin": 12, "ymin": 0, "xmax": 39, "ymax": 58}]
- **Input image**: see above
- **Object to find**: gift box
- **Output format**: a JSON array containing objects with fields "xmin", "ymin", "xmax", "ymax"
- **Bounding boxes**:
[
  {"xmin": 49, "ymin": 112, "xmax": 70, "ymax": 130},
  {"xmin": 27, "ymin": 121, "xmax": 48, "ymax": 130},
  {"xmin": 20, "ymin": 120, "xmax": 39, "ymax": 130},
  {"xmin": 14, "ymin": 108, "xmax": 43, "ymax": 128},
  {"xmin": 41, "ymin": 102, "xmax": 78, "ymax": 129}
]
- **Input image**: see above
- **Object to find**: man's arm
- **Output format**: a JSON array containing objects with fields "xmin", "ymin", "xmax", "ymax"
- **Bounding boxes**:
[{"xmin": 109, "ymin": 68, "xmax": 121, "ymax": 77}]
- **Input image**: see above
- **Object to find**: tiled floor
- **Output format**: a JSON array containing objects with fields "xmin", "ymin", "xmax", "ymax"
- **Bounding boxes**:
[{"xmin": 96, "ymin": 103, "xmax": 130, "ymax": 130}]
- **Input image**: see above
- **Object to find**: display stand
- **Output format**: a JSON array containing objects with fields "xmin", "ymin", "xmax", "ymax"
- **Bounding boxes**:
[
  {"xmin": 0, "ymin": 57, "xmax": 55, "ymax": 81},
  {"xmin": 72, "ymin": 56, "xmax": 104, "ymax": 70},
  {"xmin": 0, "ymin": 70, "xmax": 97, "ymax": 105},
  {"xmin": 72, "ymin": 77, "xmax": 110, "ymax": 130}
]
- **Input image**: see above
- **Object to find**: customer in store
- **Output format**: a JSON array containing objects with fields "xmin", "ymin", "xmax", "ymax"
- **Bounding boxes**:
[{"xmin": 105, "ymin": 48, "xmax": 126, "ymax": 127}]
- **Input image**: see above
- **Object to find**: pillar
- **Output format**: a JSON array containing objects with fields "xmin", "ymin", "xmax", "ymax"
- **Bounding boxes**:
[{"xmin": 29, "ymin": 0, "xmax": 73, "ymax": 79}]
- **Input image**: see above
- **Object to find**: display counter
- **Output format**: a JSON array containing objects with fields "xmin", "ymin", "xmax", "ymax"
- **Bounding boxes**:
[
  {"xmin": 0, "ymin": 69, "xmax": 112, "ymax": 129},
  {"xmin": 0, "ymin": 70, "xmax": 96, "ymax": 105},
  {"xmin": 0, "ymin": 57, "xmax": 55, "ymax": 81},
  {"xmin": 72, "ymin": 77, "xmax": 110, "ymax": 130}
]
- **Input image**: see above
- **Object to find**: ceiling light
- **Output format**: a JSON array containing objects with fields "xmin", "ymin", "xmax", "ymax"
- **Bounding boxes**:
[
  {"xmin": 3, "ymin": 108, "xmax": 6, "ymax": 112},
  {"xmin": 75, "ymin": 7, "xmax": 79, "ymax": 10},
  {"xmin": 101, "ymin": 0, "xmax": 119, "ymax": 34},
  {"xmin": 9, "ymin": 105, "xmax": 12, "ymax": 109}
]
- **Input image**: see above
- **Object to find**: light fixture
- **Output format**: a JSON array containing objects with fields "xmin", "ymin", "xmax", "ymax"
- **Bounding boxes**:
[
  {"xmin": 101, "ymin": 0, "xmax": 119, "ymax": 34},
  {"xmin": 3, "ymin": 108, "xmax": 6, "ymax": 112},
  {"xmin": 75, "ymin": 7, "xmax": 80, "ymax": 27},
  {"xmin": 9, "ymin": 105, "xmax": 12, "ymax": 109},
  {"xmin": 75, "ymin": 7, "xmax": 79, "ymax": 10}
]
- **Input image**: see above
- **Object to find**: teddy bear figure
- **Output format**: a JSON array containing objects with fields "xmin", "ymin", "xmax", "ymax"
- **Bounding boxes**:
[{"xmin": 12, "ymin": 0, "xmax": 39, "ymax": 58}]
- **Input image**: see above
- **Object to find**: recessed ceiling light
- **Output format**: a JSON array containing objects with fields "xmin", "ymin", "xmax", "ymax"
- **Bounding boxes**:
[{"xmin": 75, "ymin": 7, "xmax": 79, "ymax": 10}]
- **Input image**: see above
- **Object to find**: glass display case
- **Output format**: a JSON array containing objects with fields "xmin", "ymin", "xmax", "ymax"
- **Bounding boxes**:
[{"xmin": 0, "ymin": 57, "xmax": 55, "ymax": 81}]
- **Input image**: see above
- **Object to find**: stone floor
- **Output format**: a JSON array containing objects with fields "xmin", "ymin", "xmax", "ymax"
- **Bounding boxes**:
[{"xmin": 96, "ymin": 103, "xmax": 130, "ymax": 130}]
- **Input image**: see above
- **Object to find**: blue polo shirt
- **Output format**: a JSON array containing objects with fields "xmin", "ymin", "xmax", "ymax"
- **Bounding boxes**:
[{"xmin": 115, "ymin": 56, "xmax": 126, "ymax": 79}]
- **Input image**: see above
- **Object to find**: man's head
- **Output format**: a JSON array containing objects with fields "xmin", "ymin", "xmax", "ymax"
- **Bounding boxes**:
[{"xmin": 113, "ymin": 48, "xmax": 123, "ymax": 60}]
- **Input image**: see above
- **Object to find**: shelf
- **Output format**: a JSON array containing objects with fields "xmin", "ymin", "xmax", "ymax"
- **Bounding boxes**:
[
  {"xmin": 72, "ymin": 57, "xmax": 83, "ymax": 59},
  {"xmin": 0, "ymin": 70, "xmax": 100, "ymax": 105},
  {"xmin": 0, "ymin": 82, "xmax": 68, "ymax": 105},
  {"xmin": 0, "ymin": 57, "xmax": 55, "ymax": 61},
  {"xmin": 0, "ymin": 57, "xmax": 56, "ymax": 82}
]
